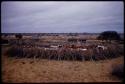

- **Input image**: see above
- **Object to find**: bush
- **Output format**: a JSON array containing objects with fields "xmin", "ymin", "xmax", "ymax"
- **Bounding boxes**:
[
  {"xmin": 111, "ymin": 64, "xmax": 124, "ymax": 80},
  {"xmin": 1, "ymin": 39, "xmax": 8, "ymax": 44},
  {"xmin": 97, "ymin": 31, "xmax": 121, "ymax": 41},
  {"xmin": 15, "ymin": 34, "xmax": 23, "ymax": 39},
  {"xmin": 5, "ymin": 46, "xmax": 22, "ymax": 57},
  {"xmin": 5, "ymin": 44, "xmax": 124, "ymax": 61},
  {"xmin": 68, "ymin": 38, "xmax": 77, "ymax": 42}
]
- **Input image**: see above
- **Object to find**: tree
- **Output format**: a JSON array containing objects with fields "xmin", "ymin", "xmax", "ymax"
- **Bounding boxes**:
[
  {"xmin": 15, "ymin": 34, "xmax": 23, "ymax": 45},
  {"xmin": 97, "ymin": 31, "xmax": 121, "ymax": 43},
  {"xmin": 15, "ymin": 34, "xmax": 22, "ymax": 39},
  {"xmin": 68, "ymin": 38, "xmax": 77, "ymax": 43}
]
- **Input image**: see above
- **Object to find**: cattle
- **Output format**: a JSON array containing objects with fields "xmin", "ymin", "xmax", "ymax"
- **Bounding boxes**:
[
  {"xmin": 97, "ymin": 45, "xmax": 107, "ymax": 50},
  {"xmin": 78, "ymin": 39, "xmax": 86, "ymax": 43},
  {"xmin": 79, "ymin": 48, "xmax": 87, "ymax": 51},
  {"xmin": 44, "ymin": 48, "xmax": 50, "ymax": 50},
  {"xmin": 50, "ymin": 45, "xmax": 58, "ymax": 48},
  {"xmin": 58, "ymin": 45, "xmax": 63, "ymax": 48}
]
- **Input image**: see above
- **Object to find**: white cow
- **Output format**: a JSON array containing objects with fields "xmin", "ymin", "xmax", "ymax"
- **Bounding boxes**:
[
  {"xmin": 44, "ymin": 48, "xmax": 50, "ymax": 50},
  {"xmin": 97, "ymin": 45, "xmax": 107, "ymax": 50},
  {"xmin": 50, "ymin": 45, "xmax": 58, "ymax": 48},
  {"xmin": 79, "ymin": 48, "xmax": 87, "ymax": 51}
]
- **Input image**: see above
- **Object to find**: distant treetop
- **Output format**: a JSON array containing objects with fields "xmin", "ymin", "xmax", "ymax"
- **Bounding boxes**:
[
  {"xmin": 15, "ymin": 34, "xmax": 23, "ymax": 39},
  {"xmin": 97, "ymin": 31, "xmax": 121, "ymax": 41}
]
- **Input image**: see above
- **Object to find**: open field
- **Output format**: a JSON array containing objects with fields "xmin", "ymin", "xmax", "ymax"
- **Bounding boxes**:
[
  {"xmin": 2, "ymin": 1, "xmax": 124, "ymax": 83},
  {"xmin": 1, "ymin": 33, "xmax": 124, "ymax": 83},
  {"xmin": 2, "ymin": 53, "xmax": 123, "ymax": 83},
  {"xmin": 2, "ymin": 47, "xmax": 124, "ymax": 83}
]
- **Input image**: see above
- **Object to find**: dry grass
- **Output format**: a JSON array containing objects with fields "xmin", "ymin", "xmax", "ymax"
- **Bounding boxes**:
[
  {"xmin": 5, "ymin": 44, "xmax": 124, "ymax": 61},
  {"xmin": 2, "ymin": 53, "xmax": 123, "ymax": 83},
  {"xmin": 2, "ymin": 42, "xmax": 124, "ymax": 83}
]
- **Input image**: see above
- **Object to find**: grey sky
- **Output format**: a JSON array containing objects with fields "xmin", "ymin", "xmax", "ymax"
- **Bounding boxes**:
[{"xmin": 1, "ymin": 1, "xmax": 124, "ymax": 33}]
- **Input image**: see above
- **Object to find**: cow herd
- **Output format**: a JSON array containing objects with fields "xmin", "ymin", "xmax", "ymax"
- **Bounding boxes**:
[{"xmin": 3, "ymin": 38, "xmax": 123, "ymax": 61}]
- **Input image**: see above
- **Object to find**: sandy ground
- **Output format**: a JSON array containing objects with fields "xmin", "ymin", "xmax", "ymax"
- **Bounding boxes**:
[{"xmin": 1, "ymin": 46, "xmax": 124, "ymax": 83}]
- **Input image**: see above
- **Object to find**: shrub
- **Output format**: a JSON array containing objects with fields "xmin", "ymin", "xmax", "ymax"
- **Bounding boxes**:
[
  {"xmin": 5, "ymin": 43, "xmax": 124, "ymax": 61},
  {"xmin": 5, "ymin": 46, "xmax": 22, "ymax": 57},
  {"xmin": 1, "ymin": 39, "xmax": 9, "ymax": 44},
  {"xmin": 15, "ymin": 34, "xmax": 23, "ymax": 39},
  {"xmin": 97, "ymin": 31, "xmax": 121, "ymax": 42},
  {"xmin": 111, "ymin": 64, "xmax": 124, "ymax": 80}
]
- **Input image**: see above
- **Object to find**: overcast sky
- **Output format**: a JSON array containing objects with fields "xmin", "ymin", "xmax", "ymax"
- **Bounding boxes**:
[{"xmin": 1, "ymin": 1, "xmax": 124, "ymax": 33}]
